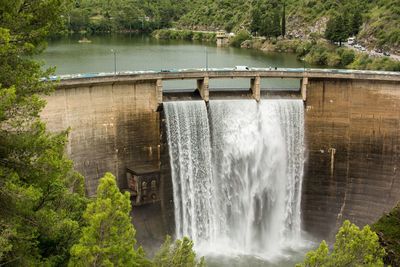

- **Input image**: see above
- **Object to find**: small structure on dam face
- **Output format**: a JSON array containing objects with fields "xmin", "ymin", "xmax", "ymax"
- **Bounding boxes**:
[{"xmin": 125, "ymin": 168, "xmax": 160, "ymax": 206}]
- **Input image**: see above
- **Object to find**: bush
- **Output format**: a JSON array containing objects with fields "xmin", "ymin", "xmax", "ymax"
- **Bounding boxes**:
[
  {"xmin": 372, "ymin": 204, "xmax": 400, "ymax": 266},
  {"xmin": 230, "ymin": 30, "xmax": 251, "ymax": 47}
]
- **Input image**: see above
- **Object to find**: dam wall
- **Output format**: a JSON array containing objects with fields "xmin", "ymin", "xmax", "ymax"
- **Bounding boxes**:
[
  {"xmin": 42, "ymin": 80, "xmax": 161, "ymax": 194},
  {"xmin": 40, "ymin": 70, "xmax": 400, "ymax": 248},
  {"xmin": 41, "ymin": 80, "xmax": 165, "ymax": 250},
  {"xmin": 303, "ymin": 79, "xmax": 400, "ymax": 239}
]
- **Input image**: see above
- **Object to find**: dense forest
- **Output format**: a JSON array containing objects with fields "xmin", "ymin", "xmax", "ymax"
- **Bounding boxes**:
[{"xmin": 68, "ymin": 0, "xmax": 400, "ymax": 51}]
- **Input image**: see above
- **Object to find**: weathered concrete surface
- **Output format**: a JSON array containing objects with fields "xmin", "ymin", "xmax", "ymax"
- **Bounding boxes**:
[
  {"xmin": 42, "ymin": 80, "xmax": 160, "ymax": 194},
  {"xmin": 41, "ymin": 80, "xmax": 165, "ymax": 251},
  {"xmin": 303, "ymin": 79, "xmax": 400, "ymax": 240}
]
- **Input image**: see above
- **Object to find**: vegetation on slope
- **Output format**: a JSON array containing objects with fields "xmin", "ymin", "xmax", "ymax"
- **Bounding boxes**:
[
  {"xmin": 68, "ymin": 0, "xmax": 399, "ymax": 52},
  {"xmin": 372, "ymin": 204, "xmax": 400, "ymax": 266}
]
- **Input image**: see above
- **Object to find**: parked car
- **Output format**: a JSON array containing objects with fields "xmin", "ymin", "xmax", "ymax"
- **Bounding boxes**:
[
  {"xmin": 374, "ymin": 48, "xmax": 383, "ymax": 53},
  {"xmin": 383, "ymin": 51, "xmax": 391, "ymax": 56}
]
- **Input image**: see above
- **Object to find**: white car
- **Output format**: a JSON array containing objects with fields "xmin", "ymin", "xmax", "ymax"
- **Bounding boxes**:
[{"xmin": 234, "ymin": 66, "xmax": 250, "ymax": 71}]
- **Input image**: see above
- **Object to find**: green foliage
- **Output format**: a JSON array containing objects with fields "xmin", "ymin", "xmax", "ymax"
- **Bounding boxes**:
[
  {"xmin": 69, "ymin": 173, "xmax": 150, "ymax": 267},
  {"xmin": 68, "ymin": 0, "xmax": 192, "ymax": 33},
  {"xmin": 338, "ymin": 48, "xmax": 356, "ymax": 66},
  {"xmin": 0, "ymin": 0, "xmax": 87, "ymax": 265},
  {"xmin": 325, "ymin": 14, "xmax": 349, "ymax": 45},
  {"xmin": 153, "ymin": 235, "xmax": 205, "ymax": 267},
  {"xmin": 152, "ymin": 29, "xmax": 216, "ymax": 42},
  {"xmin": 230, "ymin": 30, "xmax": 251, "ymax": 47},
  {"xmin": 251, "ymin": 0, "xmax": 283, "ymax": 37},
  {"xmin": 372, "ymin": 204, "xmax": 400, "ymax": 266},
  {"xmin": 297, "ymin": 220, "xmax": 386, "ymax": 267},
  {"xmin": 349, "ymin": 54, "xmax": 400, "ymax": 71},
  {"xmin": 358, "ymin": 0, "xmax": 400, "ymax": 49},
  {"xmin": 177, "ymin": 0, "xmax": 252, "ymax": 33}
]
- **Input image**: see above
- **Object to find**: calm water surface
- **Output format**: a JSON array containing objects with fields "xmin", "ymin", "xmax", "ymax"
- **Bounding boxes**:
[{"xmin": 40, "ymin": 34, "xmax": 306, "ymax": 89}]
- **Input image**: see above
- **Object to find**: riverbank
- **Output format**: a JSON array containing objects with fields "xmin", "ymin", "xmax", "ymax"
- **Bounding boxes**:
[
  {"xmin": 242, "ymin": 38, "xmax": 400, "ymax": 71},
  {"xmin": 151, "ymin": 29, "xmax": 400, "ymax": 71},
  {"xmin": 152, "ymin": 29, "xmax": 216, "ymax": 42}
]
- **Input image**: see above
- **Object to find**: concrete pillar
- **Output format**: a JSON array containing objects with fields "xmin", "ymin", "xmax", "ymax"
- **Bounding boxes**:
[
  {"xmin": 156, "ymin": 79, "xmax": 163, "ymax": 105},
  {"xmin": 197, "ymin": 77, "xmax": 209, "ymax": 102},
  {"xmin": 301, "ymin": 77, "xmax": 308, "ymax": 101},
  {"xmin": 250, "ymin": 76, "xmax": 261, "ymax": 102}
]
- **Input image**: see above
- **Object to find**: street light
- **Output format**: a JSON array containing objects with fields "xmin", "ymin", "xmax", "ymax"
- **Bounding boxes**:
[
  {"xmin": 205, "ymin": 47, "xmax": 209, "ymax": 71},
  {"xmin": 111, "ymin": 49, "xmax": 117, "ymax": 76}
]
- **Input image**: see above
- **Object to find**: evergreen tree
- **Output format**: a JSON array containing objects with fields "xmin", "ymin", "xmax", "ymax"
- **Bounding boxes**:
[
  {"xmin": 153, "ymin": 235, "xmax": 205, "ymax": 267},
  {"xmin": 281, "ymin": 1, "xmax": 286, "ymax": 37},
  {"xmin": 325, "ymin": 14, "xmax": 349, "ymax": 45},
  {"xmin": 0, "ymin": 0, "xmax": 87, "ymax": 265},
  {"xmin": 69, "ymin": 173, "xmax": 150, "ymax": 267},
  {"xmin": 297, "ymin": 220, "xmax": 386, "ymax": 267},
  {"xmin": 351, "ymin": 12, "xmax": 362, "ymax": 36}
]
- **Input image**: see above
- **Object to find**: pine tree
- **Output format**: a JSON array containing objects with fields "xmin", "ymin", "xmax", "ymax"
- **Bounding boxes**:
[
  {"xmin": 297, "ymin": 220, "xmax": 386, "ymax": 267},
  {"xmin": 0, "ymin": 1, "xmax": 87, "ymax": 265},
  {"xmin": 281, "ymin": 0, "xmax": 286, "ymax": 37},
  {"xmin": 153, "ymin": 235, "xmax": 205, "ymax": 267},
  {"xmin": 69, "ymin": 173, "xmax": 150, "ymax": 267}
]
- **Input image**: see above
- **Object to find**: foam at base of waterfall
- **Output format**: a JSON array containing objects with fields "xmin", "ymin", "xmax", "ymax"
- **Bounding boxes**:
[{"xmin": 164, "ymin": 99, "xmax": 305, "ymax": 260}]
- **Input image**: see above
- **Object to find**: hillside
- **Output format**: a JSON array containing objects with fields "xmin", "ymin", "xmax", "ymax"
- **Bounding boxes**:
[{"xmin": 68, "ymin": 0, "xmax": 399, "ymax": 53}]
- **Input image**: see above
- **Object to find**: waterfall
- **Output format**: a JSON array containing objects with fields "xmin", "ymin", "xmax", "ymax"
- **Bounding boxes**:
[{"xmin": 164, "ymin": 99, "xmax": 305, "ymax": 258}]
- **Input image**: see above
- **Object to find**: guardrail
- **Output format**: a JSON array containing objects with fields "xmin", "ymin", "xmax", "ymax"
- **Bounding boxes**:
[{"xmin": 42, "ymin": 67, "xmax": 400, "ymax": 82}]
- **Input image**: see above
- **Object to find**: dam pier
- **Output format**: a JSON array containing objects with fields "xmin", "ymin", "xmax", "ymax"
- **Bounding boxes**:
[{"xmin": 41, "ymin": 68, "xmax": 400, "ymax": 252}]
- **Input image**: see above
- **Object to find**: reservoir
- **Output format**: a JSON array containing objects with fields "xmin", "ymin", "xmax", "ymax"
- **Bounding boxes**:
[{"xmin": 40, "ymin": 34, "xmax": 304, "ymax": 90}]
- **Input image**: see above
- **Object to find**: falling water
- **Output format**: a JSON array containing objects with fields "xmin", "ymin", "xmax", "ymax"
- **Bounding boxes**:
[{"xmin": 164, "ymin": 99, "xmax": 305, "ymax": 258}]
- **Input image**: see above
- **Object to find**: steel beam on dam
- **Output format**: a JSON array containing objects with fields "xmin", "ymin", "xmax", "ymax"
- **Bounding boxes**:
[{"xmin": 41, "ymin": 69, "xmax": 400, "ymax": 248}]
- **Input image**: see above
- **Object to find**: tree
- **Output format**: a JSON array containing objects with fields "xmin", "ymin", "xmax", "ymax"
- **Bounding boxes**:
[
  {"xmin": 281, "ymin": 0, "xmax": 286, "ymax": 37},
  {"xmin": 351, "ymin": 12, "xmax": 362, "ymax": 36},
  {"xmin": 297, "ymin": 220, "xmax": 386, "ymax": 267},
  {"xmin": 153, "ymin": 235, "xmax": 205, "ymax": 267},
  {"xmin": 69, "ymin": 173, "xmax": 150, "ymax": 267},
  {"xmin": 250, "ymin": 0, "xmax": 282, "ymax": 37},
  {"xmin": 0, "ymin": 0, "xmax": 87, "ymax": 265},
  {"xmin": 325, "ymin": 14, "xmax": 349, "ymax": 45}
]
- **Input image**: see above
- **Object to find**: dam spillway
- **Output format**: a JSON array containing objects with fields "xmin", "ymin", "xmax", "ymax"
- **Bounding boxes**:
[
  {"xmin": 164, "ymin": 99, "xmax": 305, "ymax": 257},
  {"xmin": 41, "ymin": 72, "xmax": 400, "ymax": 255}
]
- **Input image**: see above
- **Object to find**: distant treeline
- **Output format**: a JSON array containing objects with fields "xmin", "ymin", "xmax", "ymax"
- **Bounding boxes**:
[{"xmin": 68, "ymin": 0, "xmax": 399, "ymax": 50}]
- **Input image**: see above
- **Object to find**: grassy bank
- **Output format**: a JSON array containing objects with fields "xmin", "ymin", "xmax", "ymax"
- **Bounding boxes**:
[{"xmin": 152, "ymin": 29, "xmax": 216, "ymax": 42}]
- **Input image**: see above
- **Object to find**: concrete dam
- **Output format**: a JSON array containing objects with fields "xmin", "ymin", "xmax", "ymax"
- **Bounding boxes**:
[{"xmin": 41, "ymin": 69, "xmax": 400, "ymax": 253}]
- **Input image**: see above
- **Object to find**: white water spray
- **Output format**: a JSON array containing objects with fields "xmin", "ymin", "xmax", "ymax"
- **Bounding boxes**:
[{"xmin": 164, "ymin": 99, "xmax": 305, "ymax": 258}]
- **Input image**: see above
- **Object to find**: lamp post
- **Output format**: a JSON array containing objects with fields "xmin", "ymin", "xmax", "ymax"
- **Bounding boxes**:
[
  {"xmin": 111, "ymin": 49, "xmax": 117, "ymax": 75},
  {"xmin": 205, "ymin": 47, "xmax": 209, "ymax": 71}
]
